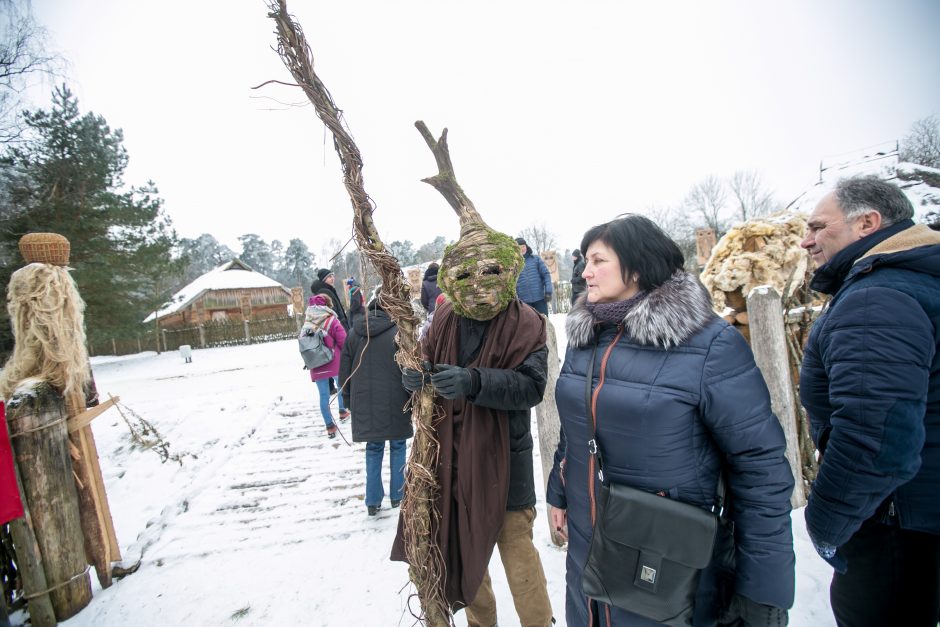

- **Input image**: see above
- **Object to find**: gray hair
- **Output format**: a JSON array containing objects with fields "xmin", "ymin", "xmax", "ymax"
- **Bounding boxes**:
[{"xmin": 834, "ymin": 175, "xmax": 914, "ymax": 228}]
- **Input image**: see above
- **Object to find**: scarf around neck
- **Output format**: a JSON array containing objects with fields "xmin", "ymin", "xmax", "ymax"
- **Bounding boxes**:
[{"xmin": 585, "ymin": 290, "xmax": 649, "ymax": 324}]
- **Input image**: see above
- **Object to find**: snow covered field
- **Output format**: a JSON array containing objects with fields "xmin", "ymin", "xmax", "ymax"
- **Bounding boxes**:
[{"xmin": 16, "ymin": 315, "xmax": 835, "ymax": 626}]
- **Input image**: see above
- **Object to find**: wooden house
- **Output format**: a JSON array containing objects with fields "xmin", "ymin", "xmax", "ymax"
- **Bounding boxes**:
[{"xmin": 144, "ymin": 259, "xmax": 291, "ymax": 329}]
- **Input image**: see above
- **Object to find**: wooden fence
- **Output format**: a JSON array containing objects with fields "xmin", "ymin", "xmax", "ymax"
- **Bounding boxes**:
[{"xmin": 88, "ymin": 316, "xmax": 301, "ymax": 357}]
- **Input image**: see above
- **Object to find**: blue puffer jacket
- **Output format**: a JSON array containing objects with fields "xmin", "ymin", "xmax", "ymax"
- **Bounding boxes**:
[
  {"xmin": 801, "ymin": 224, "xmax": 940, "ymax": 549},
  {"xmin": 515, "ymin": 247, "xmax": 553, "ymax": 304},
  {"xmin": 547, "ymin": 273, "xmax": 795, "ymax": 626}
]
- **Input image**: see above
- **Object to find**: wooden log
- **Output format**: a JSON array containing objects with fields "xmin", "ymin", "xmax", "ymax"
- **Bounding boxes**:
[
  {"xmin": 7, "ymin": 384, "xmax": 92, "ymax": 620},
  {"xmin": 534, "ymin": 319, "xmax": 565, "ymax": 546},
  {"xmin": 8, "ymin": 465, "xmax": 57, "ymax": 627},
  {"xmin": 65, "ymin": 392, "xmax": 118, "ymax": 588},
  {"xmin": 746, "ymin": 286, "xmax": 807, "ymax": 507}
]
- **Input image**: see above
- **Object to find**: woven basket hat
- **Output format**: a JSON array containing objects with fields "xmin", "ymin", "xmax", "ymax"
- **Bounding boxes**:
[{"xmin": 18, "ymin": 232, "xmax": 71, "ymax": 266}]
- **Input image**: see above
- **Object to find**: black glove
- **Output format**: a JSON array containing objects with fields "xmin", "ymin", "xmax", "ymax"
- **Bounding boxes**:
[
  {"xmin": 401, "ymin": 360, "xmax": 434, "ymax": 392},
  {"xmin": 430, "ymin": 364, "xmax": 477, "ymax": 399},
  {"xmin": 719, "ymin": 594, "xmax": 788, "ymax": 627}
]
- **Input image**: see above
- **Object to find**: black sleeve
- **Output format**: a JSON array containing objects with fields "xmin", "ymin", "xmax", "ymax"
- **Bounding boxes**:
[
  {"xmin": 469, "ymin": 345, "xmax": 548, "ymax": 411},
  {"xmin": 339, "ymin": 333, "xmax": 356, "ymax": 404}
]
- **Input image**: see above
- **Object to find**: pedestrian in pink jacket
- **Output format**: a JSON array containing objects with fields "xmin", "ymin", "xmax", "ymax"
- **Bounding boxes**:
[{"xmin": 304, "ymin": 293, "xmax": 349, "ymax": 438}]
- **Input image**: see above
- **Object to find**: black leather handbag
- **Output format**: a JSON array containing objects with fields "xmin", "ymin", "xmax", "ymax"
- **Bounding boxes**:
[{"xmin": 580, "ymin": 342, "xmax": 725, "ymax": 626}]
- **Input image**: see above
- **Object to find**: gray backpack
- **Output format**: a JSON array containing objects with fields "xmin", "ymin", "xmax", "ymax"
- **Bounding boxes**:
[{"xmin": 299, "ymin": 324, "xmax": 334, "ymax": 369}]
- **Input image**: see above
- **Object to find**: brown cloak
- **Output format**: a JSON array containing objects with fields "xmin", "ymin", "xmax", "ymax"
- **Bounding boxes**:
[{"xmin": 391, "ymin": 299, "xmax": 547, "ymax": 611}]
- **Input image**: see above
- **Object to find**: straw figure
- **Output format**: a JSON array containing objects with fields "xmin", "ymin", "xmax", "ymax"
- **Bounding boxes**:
[
  {"xmin": 700, "ymin": 212, "xmax": 810, "ymax": 321},
  {"xmin": 0, "ymin": 232, "xmax": 118, "ymax": 588},
  {"xmin": 265, "ymin": 4, "xmax": 447, "ymax": 624}
]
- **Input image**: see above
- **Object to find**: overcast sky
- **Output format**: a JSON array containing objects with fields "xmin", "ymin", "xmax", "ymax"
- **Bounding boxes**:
[{"xmin": 29, "ymin": 0, "xmax": 940, "ymax": 262}]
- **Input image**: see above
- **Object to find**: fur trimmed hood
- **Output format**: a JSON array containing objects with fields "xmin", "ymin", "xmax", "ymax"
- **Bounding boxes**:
[{"xmin": 566, "ymin": 271, "xmax": 716, "ymax": 349}]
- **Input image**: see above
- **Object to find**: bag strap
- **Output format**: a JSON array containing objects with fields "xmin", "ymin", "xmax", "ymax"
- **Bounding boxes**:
[
  {"xmin": 583, "ymin": 333, "xmax": 727, "ymax": 516},
  {"xmin": 584, "ymin": 341, "xmax": 604, "ymax": 482}
]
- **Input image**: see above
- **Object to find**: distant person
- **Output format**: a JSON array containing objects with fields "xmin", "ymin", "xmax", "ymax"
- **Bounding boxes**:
[
  {"xmin": 339, "ymin": 296, "xmax": 413, "ymax": 516},
  {"xmin": 570, "ymin": 248, "xmax": 586, "ymax": 304},
  {"xmin": 310, "ymin": 268, "xmax": 349, "ymax": 330},
  {"xmin": 799, "ymin": 176, "xmax": 940, "ymax": 626},
  {"xmin": 346, "ymin": 276, "xmax": 365, "ymax": 328},
  {"xmin": 418, "ymin": 293, "xmax": 447, "ymax": 342},
  {"xmin": 420, "ymin": 262, "xmax": 443, "ymax": 314},
  {"xmin": 303, "ymin": 293, "xmax": 349, "ymax": 438},
  {"xmin": 514, "ymin": 237, "xmax": 553, "ymax": 315}
]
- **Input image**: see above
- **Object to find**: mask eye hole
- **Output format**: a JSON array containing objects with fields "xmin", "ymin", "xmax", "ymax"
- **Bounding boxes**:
[
  {"xmin": 455, "ymin": 272, "xmax": 471, "ymax": 280},
  {"xmin": 481, "ymin": 265, "xmax": 501, "ymax": 276}
]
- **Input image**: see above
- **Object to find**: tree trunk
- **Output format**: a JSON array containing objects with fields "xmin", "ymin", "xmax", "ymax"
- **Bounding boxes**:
[
  {"xmin": 746, "ymin": 287, "xmax": 807, "ymax": 507},
  {"xmin": 535, "ymin": 320, "xmax": 565, "ymax": 546},
  {"xmin": 7, "ymin": 384, "xmax": 92, "ymax": 620},
  {"xmin": 8, "ymin": 464, "xmax": 57, "ymax": 627}
]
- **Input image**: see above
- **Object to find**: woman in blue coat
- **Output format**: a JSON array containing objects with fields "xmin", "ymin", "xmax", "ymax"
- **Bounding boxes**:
[{"xmin": 546, "ymin": 215, "xmax": 795, "ymax": 626}]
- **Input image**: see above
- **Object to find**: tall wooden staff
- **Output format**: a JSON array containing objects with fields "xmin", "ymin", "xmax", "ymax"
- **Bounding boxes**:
[{"xmin": 265, "ymin": 3, "xmax": 447, "ymax": 624}]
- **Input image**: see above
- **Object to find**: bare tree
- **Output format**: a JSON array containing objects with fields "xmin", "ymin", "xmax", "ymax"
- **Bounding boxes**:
[
  {"xmin": 519, "ymin": 221, "xmax": 557, "ymax": 253},
  {"xmin": 684, "ymin": 175, "xmax": 729, "ymax": 235},
  {"xmin": 644, "ymin": 204, "xmax": 698, "ymax": 271},
  {"xmin": 729, "ymin": 170, "xmax": 776, "ymax": 221},
  {"xmin": 1, "ymin": 1, "xmax": 58, "ymax": 145},
  {"xmin": 900, "ymin": 114, "xmax": 940, "ymax": 169}
]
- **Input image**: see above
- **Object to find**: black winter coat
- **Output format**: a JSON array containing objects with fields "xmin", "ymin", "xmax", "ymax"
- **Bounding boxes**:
[
  {"xmin": 421, "ymin": 277, "xmax": 442, "ymax": 313},
  {"xmin": 801, "ymin": 223, "xmax": 940, "ymax": 545},
  {"xmin": 457, "ymin": 315, "xmax": 548, "ymax": 510},
  {"xmin": 339, "ymin": 309, "xmax": 414, "ymax": 442}
]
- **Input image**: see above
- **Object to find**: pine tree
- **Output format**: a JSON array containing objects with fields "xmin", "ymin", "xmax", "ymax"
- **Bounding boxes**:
[
  {"xmin": 280, "ymin": 238, "xmax": 314, "ymax": 291},
  {"xmin": 177, "ymin": 233, "xmax": 236, "ymax": 283},
  {"xmin": 0, "ymin": 84, "xmax": 183, "ymax": 349}
]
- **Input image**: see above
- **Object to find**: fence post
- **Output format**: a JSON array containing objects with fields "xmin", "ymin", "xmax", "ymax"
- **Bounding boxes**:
[
  {"xmin": 535, "ymin": 320, "xmax": 566, "ymax": 546},
  {"xmin": 161, "ymin": 329, "xmax": 168, "ymax": 353},
  {"xmin": 746, "ymin": 286, "xmax": 807, "ymax": 507},
  {"xmin": 244, "ymin": 319, "xmax": 251, "ymax": 344},
  {"xmin": 7, "ymin": 384, "xmax": 93, "ymax": 619},
  {"xmin": 111, "ymin": 338, "xmax": 117, "ymax": 355},
  {"xmin": 137, "ymin": 335, "xmax": 142, "ymax": 354},
  {"xmin": 199, "ymin": 325, "xmax": 206, "ymax": 348}
]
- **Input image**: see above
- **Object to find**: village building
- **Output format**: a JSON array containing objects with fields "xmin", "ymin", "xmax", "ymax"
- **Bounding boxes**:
[{"xmin": 144, "ymin": 259, "xmax": 291, "ymax": 330}]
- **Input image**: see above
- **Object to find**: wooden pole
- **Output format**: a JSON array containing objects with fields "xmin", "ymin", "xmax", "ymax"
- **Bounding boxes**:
[
  {"xmin": 64, "ymin": 391, "xmax": 119, "ymax": 589},
  {"xmin": 7, "ymin": 384, "xmax": 92, "ymax": 620},
  {"xmin": 534, "ymin": 320, "xmax": 565, "ymax": 546},
  {"xmin": 746, "ymin": 286, "xmax": 807, "ymax": 507},
  {"xmin": 8, "ymin": 465, "xmax": 58, "ymax": 627}
]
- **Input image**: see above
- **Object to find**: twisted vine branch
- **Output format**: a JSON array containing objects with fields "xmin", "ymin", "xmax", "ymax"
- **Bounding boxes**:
[{"xmin": 265, "ymin": 2, "xmax": 448, "ymax": 625}]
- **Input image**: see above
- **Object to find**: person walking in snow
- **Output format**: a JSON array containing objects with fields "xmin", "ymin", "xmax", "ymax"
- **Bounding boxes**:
[
  {"xmin": 310, "ymin": 268, "xmax": 349, "ymax": 330},
  {"xmin": 799, "ymin": 176, "xmax": 940, "ymax": 627},
  {"xmin": 514, "ymin": 237, "xmax": 553, "ymax": 315},
  {"xmin": 547, "ymin": 214, "xmax": 795, "ymax": 626},
  {"xmin": 570, "ymin": 248, "xmax": 586, "ymax": 304},
  {"xmin": 303, "ymin": 293, "xmax": 349, "ymax": 438},
  {"xmin": 420, "ymin": 262, "xmax": 443, "ymax": 314},
  {"xmin": 339, "ymin": 295, "xmax": 413, "ymax": 516}
]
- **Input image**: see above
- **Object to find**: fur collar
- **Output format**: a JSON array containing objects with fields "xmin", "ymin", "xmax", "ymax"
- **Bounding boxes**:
[{"xmin": 566, "ymin": 271, "xmax": 716, "ymax": 349}]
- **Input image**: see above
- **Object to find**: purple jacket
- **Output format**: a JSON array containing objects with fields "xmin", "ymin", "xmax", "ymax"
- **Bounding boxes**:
[{"xmin": 307, "ymin": 295, "xmax": 346, "ymax": 381}]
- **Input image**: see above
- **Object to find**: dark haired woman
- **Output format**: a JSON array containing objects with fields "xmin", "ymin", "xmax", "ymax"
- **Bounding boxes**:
[{"xmin": 546, "ymin": 215, "xmax": 795, "ymax": 626}]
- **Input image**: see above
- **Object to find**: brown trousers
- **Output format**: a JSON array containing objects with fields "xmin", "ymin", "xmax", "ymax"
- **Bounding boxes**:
[{"xmin": 465, "ymin": 507, "xmax": 553, "ymax": 627}]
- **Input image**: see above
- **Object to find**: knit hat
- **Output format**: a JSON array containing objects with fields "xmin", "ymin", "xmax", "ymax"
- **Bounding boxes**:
[
  {"xmin": 317, "ymin": 268, "xmax": 333, "ymax": 281},
  {"xmin": 515, "ymin": 237, "xmax": 526, "ymax": 246}
]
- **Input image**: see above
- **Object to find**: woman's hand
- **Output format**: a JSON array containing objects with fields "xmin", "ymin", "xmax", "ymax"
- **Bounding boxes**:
[{"xmin": 550, "ymin": 505, "xmax": 568, "ymax": 541}]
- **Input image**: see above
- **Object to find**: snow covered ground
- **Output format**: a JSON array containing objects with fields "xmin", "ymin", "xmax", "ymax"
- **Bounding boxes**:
[{"xmin": 15, "ymin": 315, "xmax": 835, "ymax": 626}]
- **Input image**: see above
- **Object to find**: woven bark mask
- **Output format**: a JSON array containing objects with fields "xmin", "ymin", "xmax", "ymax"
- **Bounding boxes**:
[{"xmin": 439, "ymin": 221, "xmax": 523, "ymax": 321}]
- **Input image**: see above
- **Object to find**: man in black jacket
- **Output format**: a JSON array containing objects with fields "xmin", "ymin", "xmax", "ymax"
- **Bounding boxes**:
[
  {"xmin": 570, "ymin": 248, "xmax": 586, "ymax": 303},
  {"xmin": 309, "ymin": 268, "xmax": 349, "ymax": 330}
]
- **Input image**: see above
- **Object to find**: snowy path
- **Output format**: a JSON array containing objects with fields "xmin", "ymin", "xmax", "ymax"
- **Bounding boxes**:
[{"xmin": 36, "ymin": 332, "xmax": 833, "ymax": 626}]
